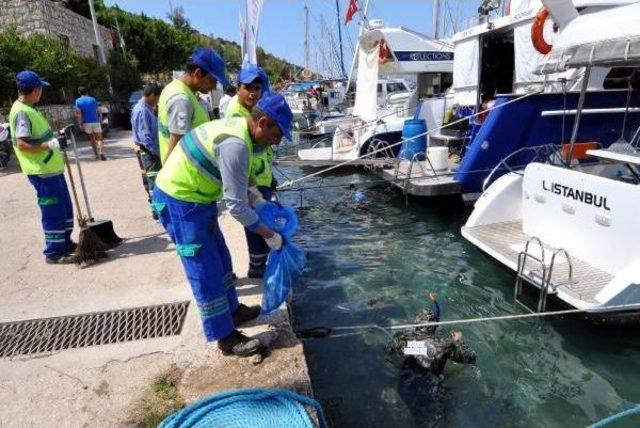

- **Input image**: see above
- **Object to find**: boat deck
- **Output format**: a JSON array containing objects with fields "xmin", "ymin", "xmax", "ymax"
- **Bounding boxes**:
[
  {"xmin": 462, "ymin": 221, "xmax": 613, "ymax": 303},
  {"xmin": 375, "ymin": 160, "xmax": 461, "ymax": 196}
]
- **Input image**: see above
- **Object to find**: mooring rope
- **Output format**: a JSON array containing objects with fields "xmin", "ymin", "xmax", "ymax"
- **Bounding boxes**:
[
  {"xmin": 277, "ymin": 88, "xmax": 544, "ymax": 190},
  {"xmin": 317, "ymin": 302, "xmax": 640, "ymax": 339},
  {"xmin": 273, "ymin": 159, "xmax": 546, "ymax": 193}
]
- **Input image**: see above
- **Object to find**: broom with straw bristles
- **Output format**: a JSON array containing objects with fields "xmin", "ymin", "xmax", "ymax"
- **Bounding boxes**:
[{"xmin": 60, "ymin": 132, "xmax": 108, "ymax": 264}]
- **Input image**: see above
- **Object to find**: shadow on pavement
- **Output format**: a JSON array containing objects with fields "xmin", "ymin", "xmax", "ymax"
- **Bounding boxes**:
[{"xmin": 108, "ymin": 232, "xmax": 173, "ymax": 259}]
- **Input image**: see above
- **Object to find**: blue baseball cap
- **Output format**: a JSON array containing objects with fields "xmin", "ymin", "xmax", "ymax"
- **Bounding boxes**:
[
  {"xmin": 15, "ymin": 70, "xmax": 50, "ymax": 92},
  {"xmin": 238, "ymin": 65, "xmax": 270, "ymax": 93},
  {"xmin": 190, "ymin": 47, "xmax": 231, "ymax": 88},
  {"xmin": 257, "ymin": 92, "xmax": 293, "ymax": 141}
]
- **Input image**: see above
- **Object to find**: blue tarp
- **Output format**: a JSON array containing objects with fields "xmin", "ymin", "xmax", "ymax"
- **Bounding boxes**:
[{"xmin": 256, "ymin": 202, "xmax": 306, "ymax": 315}]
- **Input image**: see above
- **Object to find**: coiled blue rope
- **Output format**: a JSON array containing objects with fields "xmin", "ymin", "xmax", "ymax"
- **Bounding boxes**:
[{"xmin": 160, "ymin": 388, "xmax": 327, "ymax": 428}]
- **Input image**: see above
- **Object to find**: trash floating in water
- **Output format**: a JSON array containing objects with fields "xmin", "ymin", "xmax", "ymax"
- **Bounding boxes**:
[{"xmin": 257, "ymin": 201, "xmax": 306, "ymax": 315}]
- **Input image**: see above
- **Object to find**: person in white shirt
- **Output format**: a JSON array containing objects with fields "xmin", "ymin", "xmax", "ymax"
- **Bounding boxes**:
[{"xmin": 219, "ymin": 86, "xmax": 237, "ymax": 118}]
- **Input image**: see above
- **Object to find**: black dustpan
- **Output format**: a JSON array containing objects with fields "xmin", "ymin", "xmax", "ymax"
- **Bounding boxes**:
[
  {"xmin": 64, "ymin": 125, "xmax": 122, "ymax": 249},
  {"xmin": 85, "ymin": 218, "xmax": 122, "ymax": 247}
]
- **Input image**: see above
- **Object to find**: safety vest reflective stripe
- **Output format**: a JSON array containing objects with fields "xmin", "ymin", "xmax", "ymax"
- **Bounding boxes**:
[
  {"xmin": 155, "ymin": 117, "xmax": 253, "ymax": 204},
  {"xmin": 179, "ymin": 131, "xmax": 222, "ymax": 183}
]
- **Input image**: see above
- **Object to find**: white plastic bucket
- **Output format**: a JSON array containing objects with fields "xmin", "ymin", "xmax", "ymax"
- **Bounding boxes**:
[{"xmin": 425, "ymin": 147, "xmax": 449, "ymax": 171}]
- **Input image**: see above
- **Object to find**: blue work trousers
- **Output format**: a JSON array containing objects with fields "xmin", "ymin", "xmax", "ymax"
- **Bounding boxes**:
[
  {"xmin": 27, "ymin": 174, "xmax": 74, "ymax": 259},
  {"xmin": 244, "ymin": 186, "xmax": 273, "ymax": 269},
  {"xmin": 153, "ymin": 187, "xmax": 238, "ymax": 341}
]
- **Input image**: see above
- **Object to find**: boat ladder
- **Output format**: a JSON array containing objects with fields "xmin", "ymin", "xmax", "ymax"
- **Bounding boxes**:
[{"xmin": 514, "ymin": 237, "xmax": 574, "ymax": 313}]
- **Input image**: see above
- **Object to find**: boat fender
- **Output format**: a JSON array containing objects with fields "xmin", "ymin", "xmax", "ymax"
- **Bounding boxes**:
[
  {"xmin": 531, "ymin": 8, "xmax": 558, "ymax": 55},
  {"xmin": 378, "ymin": 39, "xmax": 392, "ymax": 64}
]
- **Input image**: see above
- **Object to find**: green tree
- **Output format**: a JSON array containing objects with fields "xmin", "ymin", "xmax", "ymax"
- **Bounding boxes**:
[
  {"xmin": 51, "ymin": 0, "xmax": 105, "ymax": 19},
  {"xmin": 0, "ymin": 26, "xmax": 124, "ymax": 106},
  {"xmin": 167, "ymin": 6, "xmax": 192, "ymax": 32}
]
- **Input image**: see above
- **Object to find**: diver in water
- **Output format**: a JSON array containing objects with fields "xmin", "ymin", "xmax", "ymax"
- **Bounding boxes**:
[
  {"xmin": 332, "ymin": 184, "xmax": 368, "ymax": 211},
  {"xmin": 386, "ymin": 293, "xmax": 477, "ymax": 427}
]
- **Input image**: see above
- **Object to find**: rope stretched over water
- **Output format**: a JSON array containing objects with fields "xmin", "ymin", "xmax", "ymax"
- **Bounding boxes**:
[
  {"xmin": 277, "ymin": 89, "xmax": 544, "ymax": 190},
  {"xmin": 274, "ymin": 159, "xmax": 545, "ymax": 193},
  {"xmin": 321, "ymin": 302, "xmax": 640, "ymax": 339},
  {"xmin": 589, "ymin": 405, "xmax": 640, "ymax": 427}
]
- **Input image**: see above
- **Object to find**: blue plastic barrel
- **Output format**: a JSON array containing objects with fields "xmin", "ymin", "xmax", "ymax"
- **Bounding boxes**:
[{"xmin": 399, "ymin": 119, "xmax": 427, "ymax": 160}]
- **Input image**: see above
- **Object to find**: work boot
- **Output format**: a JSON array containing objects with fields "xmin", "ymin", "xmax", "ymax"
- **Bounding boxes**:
[
  {"xmin": 247, "ymin": 264, "xmax": 265, "ymax": 279},
  {"xmin": 232, "ymin": 304, "xmax": 261, "ymax": 327},
  {"xmin": 217, "ymin": 330, "xmax": 261, "ymax": 357},
  {"xmin": 45, "ymin": 254, "xmax": 77, "ymax": 265}
]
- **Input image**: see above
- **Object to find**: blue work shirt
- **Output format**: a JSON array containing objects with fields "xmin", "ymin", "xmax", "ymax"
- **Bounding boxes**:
[
  {"xmin": 75, "ymin": 95, "xmax": 99, "ymax": 124},
  {"xmin": 131, "ymin": 98, "xmax": 159, "ymax": 156}
]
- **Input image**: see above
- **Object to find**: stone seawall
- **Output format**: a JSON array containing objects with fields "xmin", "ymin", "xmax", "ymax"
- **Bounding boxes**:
[
  {"xmin": 0, "ymin": 104, "xmax": 75, "ymax": 132},
  {"xmin": 0, "ymin": 0, "xmax": 113, "ymax": 60}
]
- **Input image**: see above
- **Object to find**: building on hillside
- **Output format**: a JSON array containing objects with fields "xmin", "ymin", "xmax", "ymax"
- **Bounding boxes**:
[{"xmin": 0, "ymin": 0, "xmax": 114, "ymax": 61}]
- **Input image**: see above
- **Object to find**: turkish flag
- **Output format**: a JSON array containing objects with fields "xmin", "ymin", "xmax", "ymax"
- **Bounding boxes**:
[{"xmin": 345, "ymin": 0, "xmax": 359, "ymax": 24}]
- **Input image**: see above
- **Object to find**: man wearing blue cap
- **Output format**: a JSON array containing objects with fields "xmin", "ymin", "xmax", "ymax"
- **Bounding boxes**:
[
  {"xmin": 157, "ymin": 46, "xmax": 231, "ymax": 164},
  {"xmin": 153, "ymin": 92, "xmax": 293, "ymax": 357},
  {"xmin": 226, "ymin": 65, "xmax": 277, "ymax": 278},
  {"xmin": 10, "ymin": 70, "xmax": 75, "ymax": 264},
  {"xmin": 225, "ymin": 65, "xmax": 270, "ymax": 119}
]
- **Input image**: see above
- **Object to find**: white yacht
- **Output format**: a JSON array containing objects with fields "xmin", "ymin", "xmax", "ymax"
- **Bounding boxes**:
[
  {"xmin": 297, "ymin": 21, "xmax": 454, "ymax": 163},
  {"xmin": 462, "ymin": 1, "xmax": 640, "ymax": 317},
  {"xmin": 374, "ymin": 0, "xmax": 639, "ymax": 202},
  {"xmin": 309, "ymin": 78, "xmax": 412, "ymax": 136}
]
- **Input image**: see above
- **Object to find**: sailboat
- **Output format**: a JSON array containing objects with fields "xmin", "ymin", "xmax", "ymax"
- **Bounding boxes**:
[{"xmin": 297, "ymin": 19, "xmax": 454, "ymax": 164}]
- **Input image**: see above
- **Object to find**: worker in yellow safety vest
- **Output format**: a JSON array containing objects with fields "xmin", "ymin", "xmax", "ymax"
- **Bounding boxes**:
[
  {"xmin": 10, "ymin": 70, "xmax": 76, "ymax": 264},
  {"xmin": 152, "ymin": 92, "xmax": 293, "ymax": 357},
  {"xmin": 157, "ymin": 46, "xmax": 230, "ymax": 164},
  {"xmin": 227, "ymin": 65, "xmax": 279, "ymax": 278}
]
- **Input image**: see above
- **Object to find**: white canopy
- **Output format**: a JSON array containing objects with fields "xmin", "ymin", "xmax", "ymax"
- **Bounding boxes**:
[{"xmin": 540, "ymin": 2, "xmax": 640, "ymax": 73}]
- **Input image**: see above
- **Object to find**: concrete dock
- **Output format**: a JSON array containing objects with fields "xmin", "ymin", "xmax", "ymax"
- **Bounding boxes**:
[{"xmin": 0, "ymin": 130, "xmax": 311, "ymax": 426}]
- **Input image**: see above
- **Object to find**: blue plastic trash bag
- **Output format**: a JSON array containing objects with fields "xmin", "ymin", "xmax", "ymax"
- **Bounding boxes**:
[
  {"xmin": 256, "ymin": 201, "xmax": 306, "ymax": 315},
  {"xmin": 352, "ymin": 190, "xmax": 365, "ymax": 202}
]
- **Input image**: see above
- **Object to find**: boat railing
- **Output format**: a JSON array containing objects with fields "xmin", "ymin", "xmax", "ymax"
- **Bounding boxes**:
[
  {"xmin": 482, "ymin": 144, "xmax": 560, "ymax": 192},
  {"xmin": 515, "ymin": 237, "xmax": 574, "ymax": 313},
  {"xmin": 630, "ymin": 124, "xmax": 640, "ymax": 148},
  {"xmin": 393, "ymin": 151, "xmax": 444, "ymax": 192}
]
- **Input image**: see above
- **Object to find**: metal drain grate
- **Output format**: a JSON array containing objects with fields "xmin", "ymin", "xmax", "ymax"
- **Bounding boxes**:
[{"xmin": 0, "ymin": 301, "xmax": 190, "ymax": 358}]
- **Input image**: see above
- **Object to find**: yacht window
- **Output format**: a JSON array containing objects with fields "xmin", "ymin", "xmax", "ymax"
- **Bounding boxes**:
[{"xmin": 387, "ymin": 83, "xmax": 405, "ymax": 93}]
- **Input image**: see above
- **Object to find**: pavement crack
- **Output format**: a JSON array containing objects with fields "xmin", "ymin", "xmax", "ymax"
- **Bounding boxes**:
[
  {"xmin": 101, "ymin": 350, "xmax": 175, "ymax": 369},
  {"xmin": 45, "ymin": 365, "xmax": 89, "ymax": 389}
]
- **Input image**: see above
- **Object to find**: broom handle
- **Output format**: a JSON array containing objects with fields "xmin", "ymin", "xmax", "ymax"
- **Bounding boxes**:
[
  {"xmin": 68, "ymin": 127, "xmax": 94, "ymax": 221},
  {"xmin": 62, "ymin": 149, "xmax": 85, "ymax": 225}
]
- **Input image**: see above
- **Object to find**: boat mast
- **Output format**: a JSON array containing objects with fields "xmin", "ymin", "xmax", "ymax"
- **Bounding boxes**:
[
  {"xmin": 330, "ymin": 30, "xmax": 336, "ymax": 77},
  {"xmin": 304, "ymin": 5, "xmax": 310, "ymax": 71},
  {"xmin": 433, "ymin": 0, "xmax": 439, "ymax": 39},
  {"xmin": 335, "ymin": 0, "xmax": 347, "ymax": 77}
]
